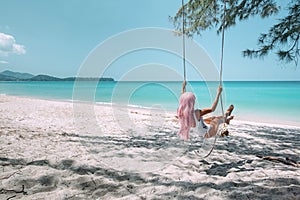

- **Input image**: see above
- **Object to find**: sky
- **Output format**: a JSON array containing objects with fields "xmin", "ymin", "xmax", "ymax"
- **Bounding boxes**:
[{"xmin": 0, "ymin": 0, "xmax": 299, "ymax": 81}]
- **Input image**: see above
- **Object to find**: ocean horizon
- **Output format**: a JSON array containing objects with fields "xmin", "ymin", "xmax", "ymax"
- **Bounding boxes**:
[{"xmin": 1, "ymin": 80, "xmax": 299, "ymax": 127}]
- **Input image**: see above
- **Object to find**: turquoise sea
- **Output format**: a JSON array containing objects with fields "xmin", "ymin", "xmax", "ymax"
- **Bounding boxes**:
[{"xmin": 0, "ymin": 81, "xmax": 299, "ymax": 127}]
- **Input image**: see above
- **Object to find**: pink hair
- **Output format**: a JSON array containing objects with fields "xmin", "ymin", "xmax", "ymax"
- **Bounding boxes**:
[{"xmin": 177, "ymin": 92, "xmax": 196, "ymax": 140}]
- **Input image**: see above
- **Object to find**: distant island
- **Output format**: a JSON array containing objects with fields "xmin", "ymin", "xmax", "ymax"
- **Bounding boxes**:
[{"xmin": 0, "ymin": 70, "xmax": 115, "ymax": 82}]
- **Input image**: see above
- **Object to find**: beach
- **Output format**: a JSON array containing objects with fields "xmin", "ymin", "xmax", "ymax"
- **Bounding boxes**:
[{"xmin": 0, "ymin": 95, "xmax": 300, "ymax": 199}]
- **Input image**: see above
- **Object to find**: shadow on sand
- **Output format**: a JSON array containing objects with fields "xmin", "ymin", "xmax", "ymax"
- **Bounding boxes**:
[{"xmin": 1, "ymin": 123, "xmax": 299, "ymax": 199}]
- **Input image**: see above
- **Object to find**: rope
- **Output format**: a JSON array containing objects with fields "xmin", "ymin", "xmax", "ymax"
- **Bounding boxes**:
[
  {"xmin": 182, "ymin": 0, "xmax": 186, "ymax": 81},
  {"xmin": 181, "ymin": 0, "xmax": 214, "ymax": 81},
  {"xmin": 219, "ymin": 0, "xmax": 226, "ymax": 120},
  {"xmin": 180, "ymin": 0, "xmax": 227, "ymax": 158},
  {"xmin": 203, "ymin": 0, "xmax": 227, "ymax": 159}
]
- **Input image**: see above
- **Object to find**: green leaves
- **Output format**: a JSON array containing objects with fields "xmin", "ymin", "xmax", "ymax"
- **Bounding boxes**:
[
  {"xmin": 172, "ymin": 0, "xmax": 279, "ymax": 36},
  {"xmin": 243, "ymin": 0, "xmax": 300, "ymax": 65},
  {"xmin": 172, "ymin": 0, "xmax": 300, "ymax": 65}
]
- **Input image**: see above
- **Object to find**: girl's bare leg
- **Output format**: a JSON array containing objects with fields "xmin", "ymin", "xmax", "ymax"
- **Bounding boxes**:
[
  {"xmin": 204, "ymin": 116, "xmax": 215, "ymax": 124},
  {"xmin": 204, "ymin": 105, "xmax": 234, "ymax": 125},
  {"xmin": 204, "ymin": 105, "xmax": 234, "ymax": 138},
  {"xmin": 204, "ymin": 116, "xmax": 224, "ymax": 138},
  {"xmin": 204, "ymin": 115, "xmax": 234, "ymax": 138}
]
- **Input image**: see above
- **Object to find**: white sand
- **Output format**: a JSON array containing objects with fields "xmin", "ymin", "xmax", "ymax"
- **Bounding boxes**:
[{"xmin": 0, "ymin": 95, "xmax": 299, "ymax": 199}]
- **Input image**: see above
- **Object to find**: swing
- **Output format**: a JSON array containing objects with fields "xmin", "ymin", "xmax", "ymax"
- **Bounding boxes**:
[{"xmin": 180, "ymin": 0, "xmax": 229, "ymax": 158}]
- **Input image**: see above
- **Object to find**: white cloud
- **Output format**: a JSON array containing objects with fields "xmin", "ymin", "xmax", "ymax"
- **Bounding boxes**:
[
  {"xmin": 0, "ymin": 60, "xmax": 9, "ymax": 64},
  {"xmin": 0, "ymin": 32, "xmax": 26, "ymax": 56}
]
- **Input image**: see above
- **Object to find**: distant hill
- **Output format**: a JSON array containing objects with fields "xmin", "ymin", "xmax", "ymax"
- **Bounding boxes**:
[
  {"xmin": 29, "ymin": 74, "xmax": 63, "ymax": 81},
  {"xmin": 63, "ymin": 77, "xmax": 115, "ymax": 81},
  {"xmin": 0, "ymin": 70, "xmax": 115, "ymax": 81},
  {"xmin": 0, "ymin": 74, "xmax": 18, "ymax": 81},
  {"xmin": 0, "ymin": 70, "xmax": 34, "ymax": 79}
]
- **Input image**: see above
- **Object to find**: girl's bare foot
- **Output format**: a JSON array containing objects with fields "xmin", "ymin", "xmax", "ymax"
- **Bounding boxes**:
[
  {"xmin": 226, "ymin": 116, "xmax": 234, "ymax": 124},
  {"xmin": 226, "ymin": 104, "xmax": 234, "ymax": 116}
]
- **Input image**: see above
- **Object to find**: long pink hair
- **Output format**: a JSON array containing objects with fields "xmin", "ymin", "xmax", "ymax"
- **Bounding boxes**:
[{"xmin": 177, "ymin": 92, "xmax": 196, "ymax": 140}]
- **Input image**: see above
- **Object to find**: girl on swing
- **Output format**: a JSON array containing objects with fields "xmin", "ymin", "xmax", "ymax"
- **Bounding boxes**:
[{"xmin": 177, "ymin": 80, "xmax": 234, "ymax": 140}]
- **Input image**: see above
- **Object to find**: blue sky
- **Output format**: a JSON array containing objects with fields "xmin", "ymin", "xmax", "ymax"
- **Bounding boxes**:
[{"xmin": 0, "ymin": 0, "xmax": 299, "ymax": 81}]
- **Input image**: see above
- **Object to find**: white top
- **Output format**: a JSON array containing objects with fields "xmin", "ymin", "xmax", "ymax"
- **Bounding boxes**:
[{"xmin": 193, "ymin": 112, "xmax": 210, "ymax": 137}]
